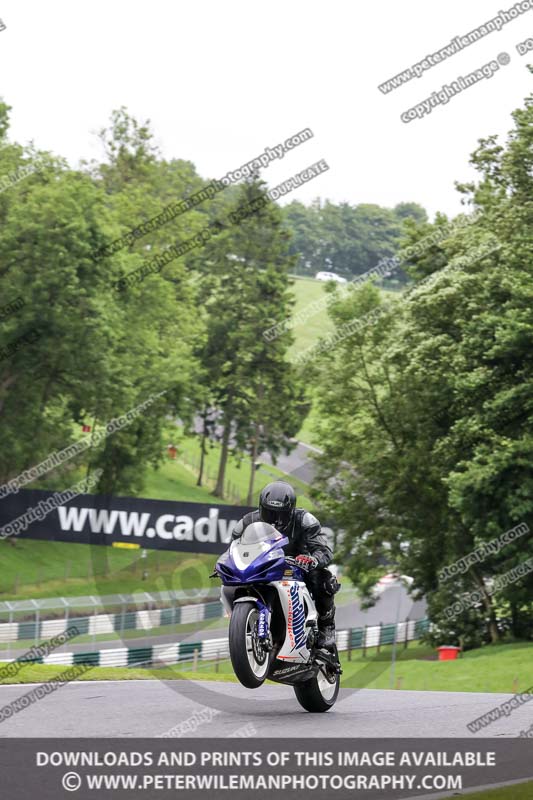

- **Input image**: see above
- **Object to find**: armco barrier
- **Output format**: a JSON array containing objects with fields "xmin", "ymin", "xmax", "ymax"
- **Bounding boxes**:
[
  {"xmin": 0, "ymin": 599, "xmax": 226, "ymax": 643},
  {"xmin": 0, "ymin": 619, "xmax": 430, "ymax": 669}
]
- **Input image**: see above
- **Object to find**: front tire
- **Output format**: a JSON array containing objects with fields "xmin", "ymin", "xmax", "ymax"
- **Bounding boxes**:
[
  {"xmin": 293, "ymin": 652, "xmax": 340, "ymax": 712},
  {"xmin": 229, "ymin": 602, "xmax": 271, "ymax": 689}
]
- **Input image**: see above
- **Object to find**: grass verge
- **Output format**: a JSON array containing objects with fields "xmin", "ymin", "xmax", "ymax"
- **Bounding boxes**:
[
  {"xmin": 340, "ymin": 641, "xmax": 533, "ymax": 694},
  {"xmin": 2, "ymin": 642, "xmax": 531, "ymax": 694},
  {"xmin": 0, "ymin": 538, "xmax": 216, "ymax": 601},
  {"xmin": 455, "ymin": 783, "xmax": 533, "ymax": 800}
]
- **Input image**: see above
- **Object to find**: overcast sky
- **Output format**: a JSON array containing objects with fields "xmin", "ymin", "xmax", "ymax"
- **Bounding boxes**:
[{"xmin": 1, "ymin": 0, "xmax": 532, "ymax": 219}]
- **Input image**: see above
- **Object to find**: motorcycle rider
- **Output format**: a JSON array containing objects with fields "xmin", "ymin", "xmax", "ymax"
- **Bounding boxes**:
[{"xmin": 231, "ymin": 480, "xmax": 340, "ymax": 648}]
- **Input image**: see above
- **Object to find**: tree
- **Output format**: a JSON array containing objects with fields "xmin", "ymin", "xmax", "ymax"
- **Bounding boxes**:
[
  {"xmin": 283, "ymin": 200, "xmax": 322, "ymax": 276},
  {"xmin": 310, "ymin": 86, "xmax": 533, "ymax": 643},
  {"xmin": 281, "ymin": 199, "xmax": 426, "ymax": 281},
  {"xmin": 393, "ymin": 202, "xmax": 428, "ymax": 225},
  {"xmin": 84, "ymin": 109, "xmax": 206, "ymax": 494},
  {"xmin": 197, "ymin": 177, "xmax": 306, "ymax": 500},
  {"xmin": 0, "ymin": 106, "xmax": 204, "ymax": 497}
]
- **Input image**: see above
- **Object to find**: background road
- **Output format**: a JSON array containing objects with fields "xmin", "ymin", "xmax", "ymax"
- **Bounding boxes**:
[
  {"xmin": 0, "ymin": 681, "xmax": 527, "ymax": 738},
  {"xmin": 260, "ymin": 440, "xmax": 319, "ymax": 484},
  {"xmin": 192, "ymin": 413, "xmax": 319, "ymax": 484}
]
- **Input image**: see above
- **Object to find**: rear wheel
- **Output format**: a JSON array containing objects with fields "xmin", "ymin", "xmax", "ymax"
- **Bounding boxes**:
[
  {"xmin": 229, "ymin": 602, "xmax": 272, "ymax": 688},
  {"xmin": 293, "ymin": 650, "xmax": 340, "ymax": 712}
]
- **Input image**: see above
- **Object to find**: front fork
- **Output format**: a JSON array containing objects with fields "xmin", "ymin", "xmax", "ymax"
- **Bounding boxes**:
[
  {"xmin": 256, "ymin": 600, "xmax": 271, "ymax": 650},
  {"xmin": 222, "ymin": 589, "xmax": 272, "ymax": 650},
  {"xmin": 225, "ymin": 591, "xmax": 272, "ymax": 650}
]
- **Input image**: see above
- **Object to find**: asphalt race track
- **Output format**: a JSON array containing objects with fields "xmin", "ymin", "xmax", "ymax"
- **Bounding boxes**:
[{"xmin": 0, "ymin": 681, "xmax": 529, "ymax": 738}]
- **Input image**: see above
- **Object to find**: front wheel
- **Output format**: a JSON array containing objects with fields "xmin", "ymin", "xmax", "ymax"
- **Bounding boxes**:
[
  {"xmin": 229, "ymin": 602, "xmax": 272, "ymax": 688},
  {"xmin": 293, "ymin": 652, "xmax": 340, "ymax": 712}
]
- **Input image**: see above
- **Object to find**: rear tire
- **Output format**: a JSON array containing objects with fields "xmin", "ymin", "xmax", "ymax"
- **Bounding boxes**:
[
  {"xmin": 229, "ymin": 602, "xmax": 271, "ymax": 689},
  {"xmin": 293, "ymin": 653, "xmax": 340, "ymax": 712}
]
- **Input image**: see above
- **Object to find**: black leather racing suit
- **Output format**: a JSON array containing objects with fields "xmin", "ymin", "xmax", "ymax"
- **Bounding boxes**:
[{"xmin": 231, "ymin": 508, "xmax": 339, "ymax": 623}]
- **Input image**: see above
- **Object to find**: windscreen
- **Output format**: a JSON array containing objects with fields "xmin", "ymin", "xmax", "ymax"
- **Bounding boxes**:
[{"xmin": 240, "ymin": 521, "xmax": 279, "ymax": 545}]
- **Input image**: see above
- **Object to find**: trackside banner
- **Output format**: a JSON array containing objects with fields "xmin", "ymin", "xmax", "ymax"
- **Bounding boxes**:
[{"xmin": 0, "ymin": 489, "xmax": 254, "ymax": 554}]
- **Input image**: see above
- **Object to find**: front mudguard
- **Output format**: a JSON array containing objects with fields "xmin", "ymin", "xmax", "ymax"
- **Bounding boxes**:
[
  {"xmin": 221, "ymin": 586, "xmax": 260, "ymax": 615},
  {"xmin": 221, "ymin": 585, "xmax": 272, "ymax": 616}
]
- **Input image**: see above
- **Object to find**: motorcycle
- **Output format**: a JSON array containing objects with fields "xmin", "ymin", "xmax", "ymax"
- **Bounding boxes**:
[{"xmin": 213, "ymin": 520, "xmax": 342, "ymax": 712}]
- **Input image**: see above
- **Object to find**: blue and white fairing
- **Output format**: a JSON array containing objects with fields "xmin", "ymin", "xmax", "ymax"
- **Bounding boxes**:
[
  {"xmin": 216, "ymin": 521, "xmax": 318, "ymax": 663},
  {"xmin": 215, "ymin": 521, "xmax": 291, "ymax": 584}
]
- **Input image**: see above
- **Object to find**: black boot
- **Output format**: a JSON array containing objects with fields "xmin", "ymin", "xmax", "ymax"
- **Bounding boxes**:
[{"xmin": 317, "ymin": 609, "xmax": 336, "ymax": 649}]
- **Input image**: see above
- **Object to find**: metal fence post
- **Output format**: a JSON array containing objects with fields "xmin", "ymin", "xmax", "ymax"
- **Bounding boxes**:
[
  {"xmin": 63, "ymin": 597, "xmax": 70, "ymax": 633},
  {"xmin": 389, "ymin": 583, "xmax": 403, "ymax": 689},
  {"xmin": 172, "ymin": 596, "xmax": 177, "ymax": 625},
  {"xmin": 92, "ymin": 605, "xmax": 97, "ymax": 647},
  {"xmin": 120, "ymin": 600, "xmax": 126, "ymax": 636},
  {"xmin": 7, "ymin": 606, "xmax": 13, "ymax": 661}
]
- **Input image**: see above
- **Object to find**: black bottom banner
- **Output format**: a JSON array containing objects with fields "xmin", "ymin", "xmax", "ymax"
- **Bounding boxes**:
[{"xmin": 0, "ymin": 739, "xmax": 532, "ymax": 799}]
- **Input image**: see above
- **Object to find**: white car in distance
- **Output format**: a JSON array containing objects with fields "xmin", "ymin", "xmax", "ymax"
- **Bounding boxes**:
[{"xmin": 315, "ymin": 271, "xmax": 347, "ymax": 284}]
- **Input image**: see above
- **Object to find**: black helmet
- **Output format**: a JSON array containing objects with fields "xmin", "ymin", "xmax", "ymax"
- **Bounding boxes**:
[{"xmin": 258, "ymin": 481, "xmax": 296, "ymax": 533}]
